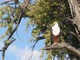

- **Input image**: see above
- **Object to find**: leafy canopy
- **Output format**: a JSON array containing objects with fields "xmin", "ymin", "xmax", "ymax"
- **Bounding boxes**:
[{"xmin": 0, "ymin": 0, "xmax": 80, "ymax": 60}]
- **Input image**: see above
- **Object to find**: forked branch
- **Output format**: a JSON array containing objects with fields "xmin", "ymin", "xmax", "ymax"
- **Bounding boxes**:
[{"xmin": 0, "ymin": 40, "xmax": 15, "ymax": 60}]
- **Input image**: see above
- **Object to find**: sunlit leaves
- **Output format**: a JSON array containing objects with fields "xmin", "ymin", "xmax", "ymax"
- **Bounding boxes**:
[
  {"xmin": 1, "ymin": 22, "xmax": 13, "ymax": 38},
  {"xmin": 0, "ymin": 4, "xmax": 22, "ymax": 39},
  {"xmin": 26, "ymin": 0, "xmax": 72, "ymax": 60},
  {"xmin": 26, "ymin": 0, "xmax": 70, "ymax": 41}
]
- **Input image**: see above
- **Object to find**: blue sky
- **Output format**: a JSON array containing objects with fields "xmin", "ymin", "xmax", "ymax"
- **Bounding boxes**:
[{"xmin": 0, "ymin": 0, "xmax": 45, "ymax": 60}]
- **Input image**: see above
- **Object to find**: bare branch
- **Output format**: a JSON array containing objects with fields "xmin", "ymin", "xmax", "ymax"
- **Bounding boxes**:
[
  {"xmin": 16, "ymin": 30, "xmax": 25, "ymax": 43},
  {"xmin": 28, "ymin": 36, "xmax": 45, "ymax": 60},
  {"xmin": 7, "ymin": 12, "xmax": 23, "ymax": 41},
  {"xmin": 65, "ymin": 18, "xmax": 80, "ymax": 41},
  {"xmin": 1, "ymin": 39, "xmax": 15, "ymax": 60},
  {"xmin": 7, "ymin": 0, "xmax": 30, "ymax": 41},
  {"xmin": 36, "ymin": 36, "xmax": 45, "ymax": 41},
  {"xmin": 2, "ymin": 39, "xmax": 15, "ymax": 52},
  {"xmin": 70, "ymin": 31, "xmax": 80, "ymax": 41},
  {"xmin": 24, "ymin": 0, "xmax": 30, "ymax": 7},
  {"xmin": 68, "ymin": 0, "xmax": 80, "ymax": 31},
  {"xmin": 43, "ymin": 43, "xmax": 80, "ymax": 57},
  {"xmin": 28, "ymin": 40, "xmax": 38, "ymax": 60},
  {"xmin": 1, "ymin": 10, "xmax": 23, "ymax": 60},
  {"xmin": 0, "ymin": 1, "xmax": 29, "ymax": 60}
]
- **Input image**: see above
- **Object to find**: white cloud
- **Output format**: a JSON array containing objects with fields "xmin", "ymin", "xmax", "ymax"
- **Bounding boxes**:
[{"xmin": 8, "ymin": 45, "xmax": 42, "ymax": 60}]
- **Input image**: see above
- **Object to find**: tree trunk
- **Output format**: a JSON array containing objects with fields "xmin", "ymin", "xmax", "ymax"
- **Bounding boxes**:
[{"xmin": 68, "ymin": 0, "xmax": 80, "ymax": 31}]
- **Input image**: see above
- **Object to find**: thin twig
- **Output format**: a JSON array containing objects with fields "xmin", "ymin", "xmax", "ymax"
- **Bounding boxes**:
[
  {"xmin": 28, "ymin": 36, "xmax": 45, "ymax": 60},
  {"xmin": 7, "ymin": 12, "xmax": 23, "ymax": 41},
  {"xmin": 28, "ymin": 40, "xmax": 38, "ymax": 60},
  {"xmin": 16, "ymin": 30, "xmax": 25, "ymax": 43}
]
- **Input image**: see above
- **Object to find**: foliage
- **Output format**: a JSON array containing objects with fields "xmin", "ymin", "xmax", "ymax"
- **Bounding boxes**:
[
  {"xmin": 0, "ymin": 0, "xmax": 80, "ymax": 60},
  {"xmin": 0, "ymin": 5, "xmax": 21, "ymax": 38},
  {"xmin": 26, "ymin": 0, "xmax": 80, "ymax": 59}
]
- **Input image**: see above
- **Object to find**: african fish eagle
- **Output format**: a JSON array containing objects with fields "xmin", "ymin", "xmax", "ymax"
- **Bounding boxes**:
[{"xmin": 52, "ymin": 22, "xmax": 60, "ymax": 44}]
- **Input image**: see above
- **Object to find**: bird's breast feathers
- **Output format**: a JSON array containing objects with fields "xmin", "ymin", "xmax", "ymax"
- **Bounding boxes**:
[{"xmin": 52, "ymin": 23, "xmax": 60, "ymax": 36}]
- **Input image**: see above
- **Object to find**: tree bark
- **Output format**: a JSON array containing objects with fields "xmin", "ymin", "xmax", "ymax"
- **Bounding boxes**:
[
  {"xmin": 68, "ymin": 0, "xmax": 80, "ymax": 31},
  {"xmin": 43, "ymin": 43, "xmax": 80, "ymax": 57}
]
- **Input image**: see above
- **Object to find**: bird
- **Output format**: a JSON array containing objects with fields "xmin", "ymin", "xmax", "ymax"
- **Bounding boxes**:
[{"xmin": 52, "ymin": 22, "xmax": 60, "ymax": 44}]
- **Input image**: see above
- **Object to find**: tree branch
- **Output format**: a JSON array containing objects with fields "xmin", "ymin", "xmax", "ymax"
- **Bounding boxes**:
[
  {"xmin": 67, "ymin": 0, "xmax": 80, "ymax": 31},
  {"xmin": 28, "ymin": 36, "xmax": 45, "ymax": 60},
  {"xmin": 36, "ymin": 36, "xmax": 45, "ymax": 41},
  {"xmin": 69, "ymin": 31, "xmax": 80, "ymax": 41},
  {"xmin": 0, "ymin": 1, "xmax": 29, "ymax": 60},
  {"xmin": 43, "ymin": 43, "xmax": 80, "ymax": 57},
  {"xmin": 1, "ymin": 39, "xmax": 15, "ymax": 60},
  {"xmin": 28, "ymin": 40, "xmax": 38, "ymax": 60},
  {"xmin": 66, "ymin": 18, "xmax": 80, "ymax": 41},
  {"xmin": 7, "ymin": 12, "xmax": 23, "ymax": 41},
  {"xmin": 7, "ymin": 0, "xmax": 30, "ymax": 41}
]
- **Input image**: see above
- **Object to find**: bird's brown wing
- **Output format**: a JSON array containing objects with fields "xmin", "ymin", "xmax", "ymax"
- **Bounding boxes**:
[{"xmin": 53, "ymin": 35, "xmax": 59, "ymax": 43}]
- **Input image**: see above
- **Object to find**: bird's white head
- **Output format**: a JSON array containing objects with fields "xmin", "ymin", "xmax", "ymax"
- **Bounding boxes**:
[
  {"xmin": 52, "ymin": 22, "xmax": 59, "ymax": 29},
  {"xmin": 53, "ymin": 22, "xmax": 58, "ymax": 26},
  {"xmin": 52, "ymin": 22, "xmax": 60, "ymax": 36}
]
